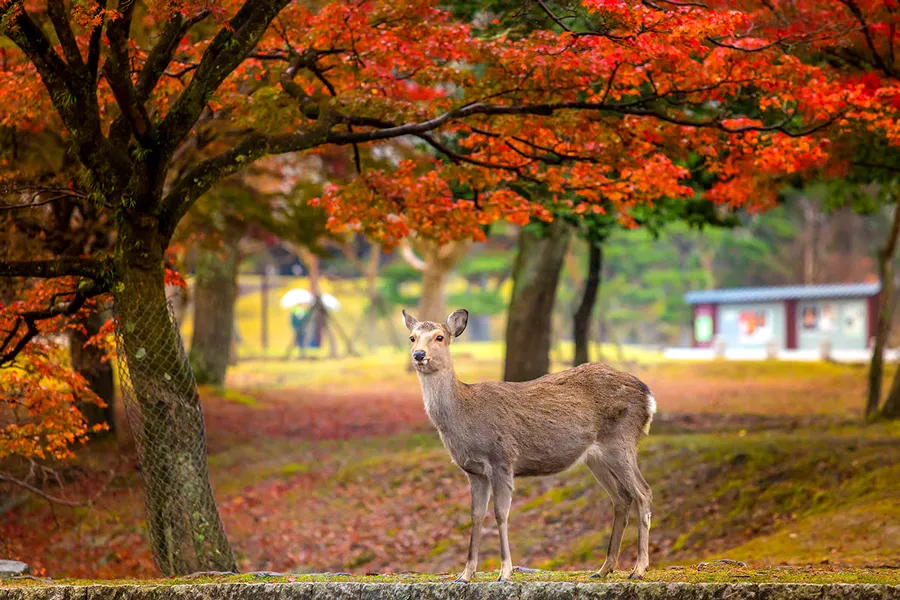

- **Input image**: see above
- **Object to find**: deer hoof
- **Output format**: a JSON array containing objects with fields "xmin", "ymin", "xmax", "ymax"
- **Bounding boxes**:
[
  {"xmin": 628, "ymin": 571, "xmax": 645, "ymax": 580},
  {"xmin": 453, "ymin": 574, "xmax": 471, "ymax": 583},
  {"xmin": 592, "ymin": 564, "xmax": 614, "ymax": 578}
]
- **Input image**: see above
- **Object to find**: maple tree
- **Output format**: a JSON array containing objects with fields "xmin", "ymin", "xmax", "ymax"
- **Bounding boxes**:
[{"xmin": 0, "ymin": 0, "xmax": 877, "ymax": 575}]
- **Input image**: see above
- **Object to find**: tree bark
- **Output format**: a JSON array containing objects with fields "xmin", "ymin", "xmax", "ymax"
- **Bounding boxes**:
[
  {"xmin": 573, "ymin": 243, "xmax": 603, "ymax": 367},
  {"xmin": 867, "ymin": 201, "xmax": 900, "ymax": 419},
  {"xmin": 881, "ymin": 362, "xmax": 900, "ymax": 419},
  {"xmin": 504, "ymin": 219, "xmax": 572, "ymax": 382},
  {"xmin": 70, "ymin": 307, "xmax": 116, "ymax": 436},
  {"xmin": 419, "ymin": 261, "xmax": 451, "ymax": 323},
  {"xmin": 115, "ymin": 219, "xmax": 235, "ymax": 576},
  {"xmin": 189, "ymin": 228, "xmax": 242, "ymax": 386}
]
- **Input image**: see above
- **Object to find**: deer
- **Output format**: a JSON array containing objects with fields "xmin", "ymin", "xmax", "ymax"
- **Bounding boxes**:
[{"xmin": 403, "ymin": 308, "xmax": 656, "ymax": 582}]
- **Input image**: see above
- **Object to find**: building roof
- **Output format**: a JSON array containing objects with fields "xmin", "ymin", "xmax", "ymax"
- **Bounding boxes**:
[{"xmin": 684, "ymin": 282, "xmax": 881, "ymax": 305}]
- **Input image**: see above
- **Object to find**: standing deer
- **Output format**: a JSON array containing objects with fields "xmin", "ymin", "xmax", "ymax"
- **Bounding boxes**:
[{"xmin": 403, "ymin": 308, "xmax": 656, "ymax": 582}]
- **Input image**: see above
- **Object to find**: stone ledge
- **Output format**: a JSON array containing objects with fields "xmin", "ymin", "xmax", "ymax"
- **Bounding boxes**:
[{"xmin": 1, "ymin": 582, "xmax": 899, "ymax": 600}]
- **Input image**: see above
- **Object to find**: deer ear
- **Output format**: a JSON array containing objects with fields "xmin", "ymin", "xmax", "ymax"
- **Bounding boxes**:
[
  {"xmin": 402, "ymin": 309, "xmax": 418, "ymax": 332},
  {"xmin": 446, "ymin": 309, "xmax": 468, "ymax": 338}
]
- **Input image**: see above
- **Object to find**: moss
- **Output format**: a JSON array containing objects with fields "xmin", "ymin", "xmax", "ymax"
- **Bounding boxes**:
[
  {"xmin": 278, "ymin": 463, "xmax": 312, "ymax": 477},
  {"xmin": 427, "ymin": 538, "xmax": 452, "ymax": 558},
  {"xmin": 217, "ymin": 388, "xmax": 259, "ymax": 407},
  {"xmin": 5, "ymin": 565, "xmax": 900, "ymax": 587},
  {"xmin": 520, "ymin": 485, "xmax": 577, "ymax": 511}
]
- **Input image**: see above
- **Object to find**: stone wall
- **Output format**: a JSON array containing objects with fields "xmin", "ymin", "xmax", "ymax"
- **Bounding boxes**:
[{"xmin": 2, "ymin": 582, "xmax": 899, "ymax": 600}]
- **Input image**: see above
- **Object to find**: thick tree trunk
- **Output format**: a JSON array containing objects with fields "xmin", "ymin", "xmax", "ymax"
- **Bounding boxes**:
[
  {"xmin": 573, "ymin": 243, "xmax": 603, "ymax": 367},
  {"xmin": 867, "ymin": 202, "xmax": 900, "ymax": 419},
  {"xmin": 881, "ymin": 364, "xmax": 900, "ymax": 419},
  {"xmin": 70, "ymin": 307, "xmax": 116, "ymax": 436},
  {"xmin": 504, "ymin": 219, "xmax": 572, "ymax": 382},
  {"xmin": 115, "ymin": 221, "xmax": 235, "ymax": 576},
  {"xmin": 419, "ymin": 262, "xmax": 451, "ymax": 323},
  {"xmin": 189, "ymin": 231, "xmax": 242, "ymax": 386}
]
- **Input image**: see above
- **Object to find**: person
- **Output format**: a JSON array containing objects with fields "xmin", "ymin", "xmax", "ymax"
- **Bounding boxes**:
[{"xmin": 289, "ymin": 305, "xmax": 310, "ymax": 357}]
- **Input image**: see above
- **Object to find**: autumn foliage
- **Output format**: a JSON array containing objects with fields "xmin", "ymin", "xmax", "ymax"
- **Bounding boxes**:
[{"xmin": 0, "ymin": 278, "xmax": 110, "ymax": 462}]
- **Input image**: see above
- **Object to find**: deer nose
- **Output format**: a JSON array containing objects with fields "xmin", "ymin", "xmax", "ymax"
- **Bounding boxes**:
[{"xmin": 413, "ymin": 350, "xmax": 426, "ymax": 361}]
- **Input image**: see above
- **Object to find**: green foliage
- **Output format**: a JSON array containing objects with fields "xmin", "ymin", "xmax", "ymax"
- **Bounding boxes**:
[
  {"xmin": 455, "ymin": 252, "xmax": 513, "ymax": 279},
  {"xmin": 447, "ymin": 289, "xmax": 505, "ymax": 315}
]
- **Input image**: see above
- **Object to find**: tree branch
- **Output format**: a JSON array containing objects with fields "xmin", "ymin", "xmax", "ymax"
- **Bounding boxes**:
[
  {"xmin": 46, "ymin": 0, "xmax": 83, "ymax": 69},
  {"xmin": 135, "ymin": 10, "xmax": 211, "ymax": 100},
  {"xmin": 103, "ymin": 0, "xmax": 150, "ymax": 142},
  {"xmin": 0, "ymin": 464, "xmax": 118, "ymax": 508},
  {"xmin": 0, "ymin": 258, "xmax": 111, "ymax": 280},
  {"xmin": 839, "ymin": 0, "xmax": 895, "ymax": 77},
  {"xmin": 156, "ymin": 0, "xmax": 291, "ymax": 158},
  {"xmin": 86, "ymin": 0, "xmax": 107, "ymax": 84},
  {"xmin": 0, "ymin": 280, "xmax": 106, "ymax": 367},
  {"xmin": 158, "ymin": 124, "xmax": 331, "ymax": 239},
  {"xmin": 400, "ymin": 241, "xmax": 426, "ymax": 272},
  {"xmin": 0, "ymin": 2, "xmax": 73, "ymax": 117},
  {"xmin": 326, "ymin": 99, "xmax": 839, "ymax": 145}
]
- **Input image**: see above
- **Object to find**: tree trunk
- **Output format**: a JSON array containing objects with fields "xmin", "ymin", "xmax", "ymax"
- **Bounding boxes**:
[
  {"xmin": 402, "ymin": 240, "xmax": 471, "ymax": 322},
  {"xmin": 504, "ymin": 219, "xmax": 572, "ymax": 382},
  {"xmin": 115, "ymin": 221, "xmax": 235, "ymax": 576},
  {"xmin": 419, "ymin": 262, "xmax": 451, "ymax": 323},
  {"xmin": 573, "ymin": 243, "xmax": 603, "ymax": 367},
  {"xmin": 70, "ymin": 307, "xmax": 116, "ymax": 436},
  {"xmin": 189, "ymin": 230, "xmax": 242, "ymax": 386},
  {"xmin": 881, "ymin": 363, "xmax": 900, "ymax": 419},
  {"xmin": 867, "ymin": 201, "xmax": 900, "ymax": 419}
]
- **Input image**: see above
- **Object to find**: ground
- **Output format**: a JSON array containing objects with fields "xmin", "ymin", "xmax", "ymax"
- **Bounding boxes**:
[{"xmin": 0, "ymin": 348, "xmax": 898, "ymax": 581}]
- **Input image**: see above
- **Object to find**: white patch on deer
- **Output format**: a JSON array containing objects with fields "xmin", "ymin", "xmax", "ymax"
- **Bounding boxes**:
[{"xmin": 643, "ymin": 394, "xmax": 657, "ymax": 435}]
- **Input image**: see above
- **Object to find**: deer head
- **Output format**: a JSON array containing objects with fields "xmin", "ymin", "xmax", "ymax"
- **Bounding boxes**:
[{"xmin": 402, "ymin": 309, "xmax": 468, "ymax": 374}]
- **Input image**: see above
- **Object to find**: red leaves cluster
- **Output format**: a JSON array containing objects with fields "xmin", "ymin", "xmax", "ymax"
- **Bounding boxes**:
[{"xmin": 0, "ymin": 279, "xmax": 111, "ymax": 461}]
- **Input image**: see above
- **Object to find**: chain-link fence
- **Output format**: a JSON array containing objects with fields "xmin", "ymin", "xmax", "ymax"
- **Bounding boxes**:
[{"xmin": 114, "ymin": 293, "xmax": 235, "ymax": 576}]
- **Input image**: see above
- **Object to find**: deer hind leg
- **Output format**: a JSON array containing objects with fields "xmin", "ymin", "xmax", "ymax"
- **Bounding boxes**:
[
  {"xmin": 490, "ymin": 467, "xmax": 515, "ymax": 581},
  {"xmin": 457, "ymin": 472, "xmax": 491, "ymax": 582},
  {"xmin": 628, "ymin": 457, "xmax": 653, "ymax": 580},
  {"xmin": 585, "ymin": 451, "xmax": 633, "ymax": 578}
]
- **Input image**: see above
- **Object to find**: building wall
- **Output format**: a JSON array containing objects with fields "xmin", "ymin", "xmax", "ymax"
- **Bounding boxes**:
[
  {"xmin": 717, "ymin": 302, "xmax": 786, "ymax": 349},
  {"xmin": 796, "ymin": 298, "xmax": 869, "ymax": 350}
]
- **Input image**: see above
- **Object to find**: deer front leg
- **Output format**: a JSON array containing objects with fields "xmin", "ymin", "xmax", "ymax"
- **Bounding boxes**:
[
  {"xmin": 456, "ymin": 472, "xmax": 491, "ymax": 582},
  {"xmin": 491, "ymin": 468, "xmax": 515, "ymax": 581}
]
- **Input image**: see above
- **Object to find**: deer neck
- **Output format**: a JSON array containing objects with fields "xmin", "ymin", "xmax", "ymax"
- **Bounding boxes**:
[{"xmin": 416, "ymin": 367, "xmax": 461, "ymax": 426}]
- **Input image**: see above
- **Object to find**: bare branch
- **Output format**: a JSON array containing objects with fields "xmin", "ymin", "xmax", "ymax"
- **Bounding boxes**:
[
  {"xmin": 0, "ymin": 464, "xmax": 118, "ymax": 508},
  {"xmin": 400, "ymin": 241, "xmax": 426, "ymax": 271}
]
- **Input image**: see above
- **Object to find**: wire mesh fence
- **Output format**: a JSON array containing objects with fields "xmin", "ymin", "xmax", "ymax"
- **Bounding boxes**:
[{"xmin": 114, "ymin": 292, "xmax": 235, "ymax": 576}]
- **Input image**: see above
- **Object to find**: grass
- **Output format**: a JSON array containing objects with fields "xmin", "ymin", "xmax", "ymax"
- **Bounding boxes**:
[{"xmin": 5, "ymin": 565, "xmax": 900, "ymax": 586}]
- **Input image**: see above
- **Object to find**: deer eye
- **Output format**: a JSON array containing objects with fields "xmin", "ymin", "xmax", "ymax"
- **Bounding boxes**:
[
  {"xmin": 409, "ymin": 336, "xmax": 415, "ymax": 342},
  {"xmin": 435, "ymin": 335, "xmax": 444, "ymax": 342}
]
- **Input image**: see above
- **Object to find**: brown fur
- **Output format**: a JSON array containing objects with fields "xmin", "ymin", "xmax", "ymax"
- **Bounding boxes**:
[{"xmin": 403, "ymin": 308, "xmax": 656, "ymax": 582}]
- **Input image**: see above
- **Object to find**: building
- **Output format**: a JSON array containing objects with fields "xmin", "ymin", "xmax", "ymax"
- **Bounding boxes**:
[{"xmin": 684, "ymin": 283, "xmax": 881, "ymax": 351}]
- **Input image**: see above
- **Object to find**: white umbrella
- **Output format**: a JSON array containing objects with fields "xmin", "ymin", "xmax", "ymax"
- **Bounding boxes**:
[
  {"xmin": 280, "ymin": 288, "xmax": 314, "ymax": 309},
  {"xmin": 321, "ymin": 293, "xmax": 341, "ymax": 311}
]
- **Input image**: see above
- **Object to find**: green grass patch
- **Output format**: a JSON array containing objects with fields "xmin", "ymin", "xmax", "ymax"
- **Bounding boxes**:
[{"xmin": 6, "ymin": 565, "xmax": 900, "ymax": 586}]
